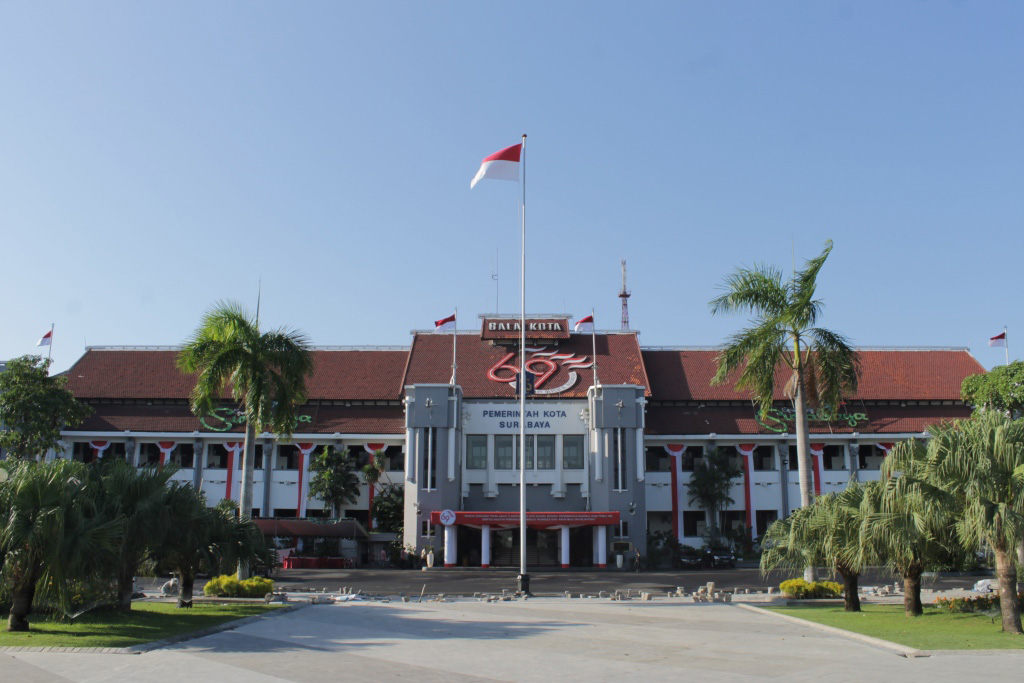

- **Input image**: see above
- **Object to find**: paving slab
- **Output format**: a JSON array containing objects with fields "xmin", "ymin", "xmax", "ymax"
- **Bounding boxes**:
[{"xmin": 5, "ymin": 599, "xmax": 1023, "ymax": 682}]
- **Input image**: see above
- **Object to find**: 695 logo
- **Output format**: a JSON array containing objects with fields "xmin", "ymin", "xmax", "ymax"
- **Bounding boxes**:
[{"xmin": 487, "ymin": 346, "xmax": 592, "ymax": 394}]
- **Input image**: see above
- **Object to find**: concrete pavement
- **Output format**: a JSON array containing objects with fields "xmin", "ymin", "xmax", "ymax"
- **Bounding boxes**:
[{"xmin": 4, "ymin": 597, "xmax": 1022, "ymax": 682}]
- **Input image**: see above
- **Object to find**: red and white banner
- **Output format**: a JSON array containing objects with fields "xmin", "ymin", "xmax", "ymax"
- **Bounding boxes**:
[
  {"xmin": 809, "ymin": 443, "xmax": 824, "ymax": 497},
  {"xmin": 877, "ymin": 442, "xmax": 896, "ymax": 456},
  {"xmin": 89, "ymin": 440, "xmax": 110, "ymax": 458},
  {"xmin": 470, "ymin": 143, "xmax": 521, "ymax": 189},
  {"xmin": 295, "ymin": 443, "xmax": 317, "ymax": 517},
  {"xmin": 574, "ymin": 315, "xmax": 594, "ymax": 333},
  {"xmin": 157, "ymin": 441, "xmax": 176, "ymax": 467},
  {"xmin": 435, "ymin": 313, "xmax": 456, "ymax": 332},
  {"xmin": 37, "ymin": 330, "xmax": 52, "ymax": 347},
  {"xmin": 224, "ymin": 442, "xmax": 244, "ymax": 501},
  {"xmin": 989, "ymin": 332, "xmax": 1007, "ymax": 347},
  {"xmin": 736, "ymin": 445, "xmax": 756, "ymax": 534}
]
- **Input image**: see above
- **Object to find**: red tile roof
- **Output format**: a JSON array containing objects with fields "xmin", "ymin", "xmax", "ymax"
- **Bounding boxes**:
[
  {"xmin": 66, "ymin": 348, "xmax": 409, "ymax": 401},
  {"xmin": 641, "ymin": 349, "xmax": 983, "ymax": 402},
  {"xmin": 403, "ymin": 332, "xmax": 650, "ymax": 399}
]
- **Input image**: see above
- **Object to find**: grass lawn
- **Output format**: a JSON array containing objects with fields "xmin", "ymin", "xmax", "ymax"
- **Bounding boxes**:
[
  {"xmin": 767, "ymin": 604, "xmax": 1024, "ymax": 650},
  {"xmin": 0, "ymin": 602, "xmax": 282, "ymax": 648}
]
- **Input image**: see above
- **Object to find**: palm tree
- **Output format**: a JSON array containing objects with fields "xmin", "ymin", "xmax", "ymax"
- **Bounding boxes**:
[
  {"xmin": 178, "ymin": 301, "xmax": 313, "ymax": 578},
  {"xmin": 886, "ymin": 414, "xmax": 1024, "ymax": 632},
  {"xmin": 685, "ymin": 448, "xmax": 742, "ymax": 545},
  {"xmin": 362, "ymin": 449, "xmax": 389, "ymax": 529},
  {"xmin": 0, "ymin": 460, "xmax": 121, "ymax": 631},
  {"xmin": 861, "ymin": 453, "xmax": 955, "ymax": 618},
  {"xmin": 308, "ymin": 446, "xmax": 361, "ymax": 519},
  {"xmin": 761, "ymin": 483, "xmax": 879, "ymax": 612},
  {"xmin": 91, "ymin": 459, "xmax": 176, "ymax": 612},
  {"xmin": 710, "ymin": 240, "xmax": 859, "ymax": 580}
]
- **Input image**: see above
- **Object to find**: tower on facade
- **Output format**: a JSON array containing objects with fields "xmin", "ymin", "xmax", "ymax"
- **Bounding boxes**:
[{"xmin": 619, "ymin": 259, "xmax": 631, "ymax": 330}]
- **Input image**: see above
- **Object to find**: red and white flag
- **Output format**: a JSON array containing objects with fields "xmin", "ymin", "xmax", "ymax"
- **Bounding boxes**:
[
  {"xmin": 470, "ymin": 143, "xmax": 521, "ymax": 189},
  {"xmin": 574, "ymin": 315, "xmax": 594, "ymax": 333},
  {"xmin": 36, "ymin": 330, "xmax": 52, "ymax": 347},
  {"xmin": 435, "ymin": 313, "xmax": 456, "ymax": 332},
  {"xmin": 989, "ymin": 332, "xmax": 1007, "ymax": 347}
]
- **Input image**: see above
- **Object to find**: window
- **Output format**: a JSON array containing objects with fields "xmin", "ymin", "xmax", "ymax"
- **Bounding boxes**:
[
  {"xmin": 645, "ymin": 447, "xmax": 671, "ymax": 472},
  {"xmin": 615, "ymin": 520, "xmax": 629, "ymax": 538},
  {"xmin": 422, "ymin": 428, "xmax": 438, "ymax": 490},
  {"xmin": 755, "ymin": 510, "xmax": 778, "ymax": 534},
  {"xmin": 722, "ymin": 510, "xmax": 746, "ymax": 533},
  {"xmin": 420, "ymin": 520, "xmax": 434, "ymax": 538},
  {"xmin": 612, "ymin": 429, "xmax": 626, "ymax": 491},
  {"xmin": 169, "ymin": 444, "xmax": 194, "ymax": 468},
  {"xmin": 206, "ymin": 444, "xmax": 229, "ymax": 469},
  {"xmin": 563, "ymin": 435, "xmax": 584, "ymax": 469},
  {"xmin": 823, "ymin": 445, "xmax": 845, "ymax": 471},
  {"xmin": 229, "ymin": 445, "xmax": 265, "ymax": 469},
  {"xmin": 495, "ymin": 435, "xmax": 514, "ymax": 470},
  {"xmin": 752, "ymin": 445, "xmax": 775, "ymax": 471},
  {"xmin": 385, "ymin": 446, "xmax": 405, "ymax": 471},
  {"xmin": 273, "ymin": 508, "xmax": 297, "ymax": 518},
  {"xmin": 277, "ymin": 445, "xmax": 299, "ymax": 470},
  {"xmin": 680, "ymin": 447, "xmax": 704, "ymax": 472},
  {"xmin": 466, "ymin": 435, "xmax": 488, "ymax": 469},
  {"xmin": 787, "ymin": 446, "xmax": 799, "ymax": 471},
  {"xmin": 536, "ymin": 435, "xmax": 555, "ymax": 470},
  {"xmin": 516, "ymin": 435, "xmax": 534, "ymax": 470},
  {"xmin": 682, "ymin": 511, "xmax": 705, "ymax": 537},
  {"xmin": 858, "ymin": 445, "xmax": 885, "ymax": 471},
  {"xmin": 137, "ymin": 443, "xmax": 161, "ymax": 467}
]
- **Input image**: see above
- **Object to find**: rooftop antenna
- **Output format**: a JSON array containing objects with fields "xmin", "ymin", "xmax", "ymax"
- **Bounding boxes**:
[
  {"xmin": 491, "ymin": 248, "xmax": 499, "ymax": 313},
  {"xmin": 619, "ymin": 259, "xmax": 631, "ymax": 330}
]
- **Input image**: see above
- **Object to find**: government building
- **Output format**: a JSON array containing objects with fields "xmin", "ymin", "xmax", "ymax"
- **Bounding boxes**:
[{"xmin": 54, "ymin": 315, "xmax": 982, "ymax": 568}]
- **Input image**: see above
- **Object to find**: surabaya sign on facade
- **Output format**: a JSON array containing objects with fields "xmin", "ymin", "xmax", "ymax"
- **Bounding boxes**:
[{"xmin": 755, "ymin": 406, "xmax": 869, "ymax": 433}]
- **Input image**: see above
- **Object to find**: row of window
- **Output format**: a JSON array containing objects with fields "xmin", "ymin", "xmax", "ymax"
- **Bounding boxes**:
[
  {"xmin": 464, "ymin": 434, "xmax": 586, "ymax": 470},
  {"xmin": 644, "ymin": 444, "xmax": 891, "ymax": 473},
  {"xmin": 69, "ymin": 443, "xmax": 405, "ymax": 471}
]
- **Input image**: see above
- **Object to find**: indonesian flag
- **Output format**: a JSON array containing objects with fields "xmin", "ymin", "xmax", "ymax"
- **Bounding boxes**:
[
  {"xmin": 37, "ymin": 330, "xmax": 52, "ymax": 347},
  {"xmin": 989, "ymin": 332, "xmax": 1007, "ymax": 347},
  {"xmin": 574, "ymin": 315, "xmax": 594, "ymax": 333},
  {"xmin": 470, "ymin": 143, "xmax": 521, "ymax": 189},
  {"xmin": 435, "ymin": 313, "xmax": 456, "ymax": 332}
]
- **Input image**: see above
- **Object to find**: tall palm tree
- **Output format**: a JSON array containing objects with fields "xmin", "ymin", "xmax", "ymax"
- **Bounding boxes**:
[
  {"xmin": 886, "ymin": 414, "xmax": 1024, "ymax": 633},
  {"xmin": 178, "ymin": 301, "xmax": 313, "ymax": 579},
  {"xmin": 710, "ymin": 240, "xmax": 859, "ymax": 580},
  {"xmin": 0, "ymin": 459, "xmax": 121, "ymax": 631},
  {"xmin": 308, "ymin": 446, "xmax": 361, "ymax": 519}
]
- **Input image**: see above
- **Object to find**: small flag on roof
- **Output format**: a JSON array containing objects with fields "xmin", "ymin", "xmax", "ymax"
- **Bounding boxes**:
[
  {"xmin": 574, "ymin": 315, "xmax": 594, "ymax": 333},
  {"xmin": 990, "ymin": 331, "xmax": 1007, "ymax": 347},
  {"xmin": 435, "ymin": 313, "xmax": 456, "ymax": 332},
  {"xmin": 37, "ymin": 330, "xmax": 52, "ymax": 347}
]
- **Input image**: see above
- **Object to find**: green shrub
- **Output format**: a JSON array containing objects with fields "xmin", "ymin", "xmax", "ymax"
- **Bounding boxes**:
[
  {"xmin": 780, "ymin": 578, "xmax": 843, "ymax": 599},
  {"xmin": 934, "ymin": 592, "xmax": 1024, "ymax": 613},
  {"xmin": 203, "ymin": 574, "xmax": 273, "ymax": 598}
]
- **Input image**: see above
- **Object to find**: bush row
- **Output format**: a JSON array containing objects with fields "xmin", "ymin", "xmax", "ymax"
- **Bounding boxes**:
[
  {"xmin": 203, "ymin": 575, "xmax": 274, "ymax": 598},
  {"xmin": 934, "ymin": 592, "xmax": 1024, "ymax": 613},
  {"xmin": 779, "ymin": 578, "xmax": 843, "ymax": 599}
]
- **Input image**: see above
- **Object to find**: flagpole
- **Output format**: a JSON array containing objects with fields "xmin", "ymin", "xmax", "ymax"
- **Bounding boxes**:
[
  {"xmin": 518, "ymin": 134, "xmax": 529, "ymax": 593},
  {"xmin": 47, "ymin": 323, "xmax": 54, "ymax": 363},
  {"xmin": 1005, "ymin": 326, "xmax": 1009, "ymax": 365},
  {"xmin": 452, "ymin": 308, "xmax": 458, "ymax": 385},
  {"xmin": 590, "ymin": 308, "xmax": 598, "ymax": 387}
]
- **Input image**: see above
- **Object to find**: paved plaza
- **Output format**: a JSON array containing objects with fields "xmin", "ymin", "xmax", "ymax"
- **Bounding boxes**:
[{"xmin": 3, "ymin": 598, "xmax": 1022, "ymax": 682}]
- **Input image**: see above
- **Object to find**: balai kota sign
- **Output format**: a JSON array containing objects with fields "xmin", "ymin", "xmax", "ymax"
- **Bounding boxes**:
[{"xmin": 481, "ymin": 318, "xmax": 571, "ymax": 341}]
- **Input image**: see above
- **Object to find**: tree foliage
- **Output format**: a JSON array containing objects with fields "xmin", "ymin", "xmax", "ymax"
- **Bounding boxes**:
[
  {"xmin": 307, "ymin": 446, "xmax": 360, "ymax": 519},
  {"xmin": 685, "ymin": 448, "xmax": 742, "ymax": 544},
  {"xmin": 961, "ymin": 361, "xmax": 1024, "ymax": 414},
  {"xmin": 371, "ymin": 484, "xmax": 404, "ymax": 533},
  {"xmin": 0, "ymin": 356, "xmax": 92, "ymax": 460}
]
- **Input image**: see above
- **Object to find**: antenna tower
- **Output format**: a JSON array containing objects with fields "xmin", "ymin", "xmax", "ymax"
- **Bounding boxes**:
[{"xmin": 619, "ymin": 259, "xmax": 631, "ymax": 330}]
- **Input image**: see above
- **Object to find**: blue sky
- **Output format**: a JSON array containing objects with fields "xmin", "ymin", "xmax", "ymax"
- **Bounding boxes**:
[{"xmin": 1, "ymin": 2, "xmax": 1021, "ymax": 374}]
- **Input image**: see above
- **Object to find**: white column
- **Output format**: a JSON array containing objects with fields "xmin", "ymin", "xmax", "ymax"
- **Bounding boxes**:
[
  {"xmin": 448, "ymin": 426, "xmax": 456, "ymax": 481},
  {"xmin": 481, "ymin": 525, "xmax": 491, "ymax": 568},
  {"xmin": 405, "ymin": 429, "xmax": 415, "ymax": 482},
  {"xmin": 596, "ymin": 526, "xmax": 607, "ymax": 568},
  {"xmin": 635, "ymin": 428, "xmax": 644, "ymax": 482},
  {"xmin": 593, "ymin": 429, "xmax": 603, "ymax": 481},
  {"xmin": 444, "ymin": 524, "xmax": 457, "ymax": 568},
  {"xmin": 560, "ymin": 526, "xmax": 570, "ymax": 568}
]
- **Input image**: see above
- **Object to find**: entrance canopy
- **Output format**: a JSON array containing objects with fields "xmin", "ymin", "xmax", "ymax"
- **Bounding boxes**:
[{"xmin": 429, "ymin": 510, "xmax": 619, "ymax": 530}]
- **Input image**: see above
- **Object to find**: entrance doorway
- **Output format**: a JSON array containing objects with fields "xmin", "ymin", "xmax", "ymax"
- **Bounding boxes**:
[{"xmin": 490, "ymin": 529, "xmax": 560, "ymax": 567}]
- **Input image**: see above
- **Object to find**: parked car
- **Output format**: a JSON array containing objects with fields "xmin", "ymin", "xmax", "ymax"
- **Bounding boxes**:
[
  {"xmin": 703, "ymin": 545, "xmax": 736, "ymax": 568},
  {"xmin": 677, "ymin": 548, "xmax": 703, "ymax": 570}
]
